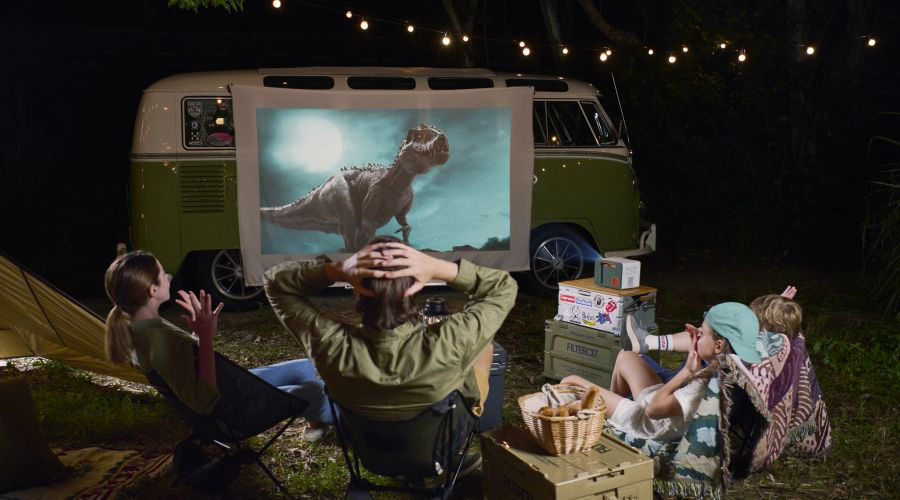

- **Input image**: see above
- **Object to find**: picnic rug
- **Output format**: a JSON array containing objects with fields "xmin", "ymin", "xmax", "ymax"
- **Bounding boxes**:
[{"xmin": 0, "ymin": 447, "xmax": 171, "ymax": 500}]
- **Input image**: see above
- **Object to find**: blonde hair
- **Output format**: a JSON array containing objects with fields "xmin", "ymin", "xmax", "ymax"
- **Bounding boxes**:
[
  {"xmin": 104, "ymin": 251, "xmax": 160, "ymax": 365},
  {"xmin": 749, "ymin": 294, "xmax": 802, "ymax": 338}
]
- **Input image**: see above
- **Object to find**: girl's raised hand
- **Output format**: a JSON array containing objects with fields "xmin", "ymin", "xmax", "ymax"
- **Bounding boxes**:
[
  {"xmin": 176, "ymin": 290, "xmax": 223, "ymax": 340},
  {"xmin": 684, "ymin": 330, "xmax": 702, "ymax": 374},
  {"xmin": 780, "ymin": 286, "xmax": 798, "ymax": 299}
]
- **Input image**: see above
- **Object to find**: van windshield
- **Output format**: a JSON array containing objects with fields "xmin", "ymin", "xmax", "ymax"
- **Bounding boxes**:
[{"xmin": 533, "ymin": 100, "xmax": 611, "ymax": 147}]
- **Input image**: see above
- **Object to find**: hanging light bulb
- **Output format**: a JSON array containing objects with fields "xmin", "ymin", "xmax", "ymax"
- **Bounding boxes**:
[
  {"xmin": 462, "ymin": 34, "xmax": 469, "ymax": 42},
  {"xmin": 562, "ymin": 47, "xmax": 569, "ymax": 55},
  {"xmin": 442, "ymin": 34, "xmax": 451, "ymax": 46},
  {"xmin": 668, "ymin": 55, "xmax": 677, "ymax": 63},
  {"xmin": 360, "ymin": 19, "xmax": 369, "ymax": 30},
  {"xmin": 522, "ymin": 47, "xmax": 531, "ymax": 56},
  {"xmin": 345, "ymin": 10, "xmax": 352, "ymax": 19},
  {"xmin": 806, "ymin": 45, "xmax": 815, "ymax": 55},
  {"xmin": 519, "ymin": 41, "xmax": 526, "ymax": 48},
  {"xmin": 599, "ymin": 52, "xmax": 608, "ymax": 62},
  {"xmin": 407, "ymin": 24, "xmax": 414, "ymax": 33},
  {"xmin": 738, "ymin": 49, "xmax": 747, "ymax": 62},
  {"xmin": 867, "ymin": 37, "xmax": 877, "ymax": 47},
  {"xmin": 719, "ymin": 42, "xmax": 727, "ymax": 49},
  {"xmin": 682, "ymin": 46, "xmax": 689, "ymax": 53},
  {"xmin": 272, "ymin": 0, "xmax": 281, "ymax": 8},
  {"xmin": 647, "ymin": 48, "xmax": 654, "ymax": 55},
  {"xmin": 605, "ymin": 48, "xmax": 612, "ymax": 56}
]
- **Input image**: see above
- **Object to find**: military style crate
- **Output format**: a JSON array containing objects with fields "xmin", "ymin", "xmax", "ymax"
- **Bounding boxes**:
[
  {"xmin": 557, "ymin": 278, "xmax": 658, "ymax": 335},
  {"xmin": 482, "ymin": 427, "xmax": 653, "ymax": 500},
  {"xmin": 543, "ymin": 320, "xmax": 621, "ymax": 387}
]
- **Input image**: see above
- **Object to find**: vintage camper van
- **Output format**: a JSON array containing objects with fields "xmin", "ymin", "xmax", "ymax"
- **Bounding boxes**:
[{"xmin": 129, "ymin": 67, "xmax": 655, "ymax": 307}]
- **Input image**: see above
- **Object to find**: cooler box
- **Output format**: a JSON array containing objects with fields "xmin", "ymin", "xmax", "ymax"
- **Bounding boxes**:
[
  {"xmin": 543, "ymin": 320, "xmax": 621, "ymax": 388},
  {"xmin": 482, "ymin": 427, "xmax": 653, "ymax": 500},
  {"xmin": 556, "ymin": 278, "xmax": 658, "ymax": 335},
  {"xmin": 477, "ymin": 341, "xmax": 508, "ymax": 432}
]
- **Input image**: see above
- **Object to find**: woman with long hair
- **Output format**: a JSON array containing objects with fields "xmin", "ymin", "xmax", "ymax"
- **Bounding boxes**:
[{"xmin": 104, "ymin": 250, "xmax": 333, "ymax": 440}]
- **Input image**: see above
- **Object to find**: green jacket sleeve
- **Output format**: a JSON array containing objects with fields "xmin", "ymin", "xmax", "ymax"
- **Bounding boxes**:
[
  {"xmin": 437, "ymin": 259, "xmax": 518, "ymax": 368},
  {"xmin": 263, "ymin": 261, "xmax": 347, "ymax": 357}
]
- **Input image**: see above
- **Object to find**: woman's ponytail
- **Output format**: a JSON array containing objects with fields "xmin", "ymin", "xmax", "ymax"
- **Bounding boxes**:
[
  {"xmin": 103, "ymin": 251, "xmax": 160, "ymax": 365},
  {"xmin": 105, "ymin": 306, "xmax": 135, "ymax": 365}
]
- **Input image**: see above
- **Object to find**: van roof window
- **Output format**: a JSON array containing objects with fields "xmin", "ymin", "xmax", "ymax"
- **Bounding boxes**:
[
  {"xmin": 428, "ymin": 77, "xmax": 494, "ymax": 90},
  {"xmin": 506, "ymin": 79, "xmax": 568, "ymax": 92},
  {"xmin": 263, "ymin": 76, "xmax": 335, "ymax": 89},
  {"xmin": 347, "ymin": 77, "xmax": 416, "ymax": 90}
]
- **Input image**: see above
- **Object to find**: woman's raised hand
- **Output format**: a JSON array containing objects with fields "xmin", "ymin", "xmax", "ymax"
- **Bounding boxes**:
[
  {"xmin": 684, "ymin": 326, "xmax": 702, "ymax": 374},
  {"xmin": 780, "ymin": 286, "xmax": 798, "ymax": 299},
  {"xmin": 176, "ymin": 290, "xmax": 224, "ymax": 340}
]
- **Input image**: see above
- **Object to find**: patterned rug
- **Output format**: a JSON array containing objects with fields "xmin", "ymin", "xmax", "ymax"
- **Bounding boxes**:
[{"xmin": 1, "ymin": 447, "xmax": 171, "ymax": 500}]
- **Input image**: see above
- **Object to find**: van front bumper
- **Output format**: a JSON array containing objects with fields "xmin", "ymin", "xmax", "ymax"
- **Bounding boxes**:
[{"xmin": 604, "ymin": 223, "xmax": 657, "ymax": 258}]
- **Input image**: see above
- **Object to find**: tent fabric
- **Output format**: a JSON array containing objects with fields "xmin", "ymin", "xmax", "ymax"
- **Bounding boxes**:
[{"xmin": 0, "ymin": 253, "xmax": 146, "ymax": 384}]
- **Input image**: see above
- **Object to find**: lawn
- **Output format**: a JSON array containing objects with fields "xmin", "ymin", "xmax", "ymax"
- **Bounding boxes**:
[{"xmin": 5, "ymin": 254, "xmax": 898, "ymax": 498}]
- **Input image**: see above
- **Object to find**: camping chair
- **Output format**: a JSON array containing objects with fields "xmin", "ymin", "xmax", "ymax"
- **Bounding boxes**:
[
  {"xmin": 328, "ymin": 390, "xmax": 479, "ymax": 500},
  {"xmin": 144, "ymin": 352, "xmax": 309, "ymax": 496}
]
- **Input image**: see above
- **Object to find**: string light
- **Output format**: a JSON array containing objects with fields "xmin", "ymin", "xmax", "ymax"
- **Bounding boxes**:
[
  {"xmin": 605, "ymin": 48, "xmax": 612, "ymax": 56},
  {"xmin": 360, "ymin": 19, "xmax": 369, "ymax": 30},
  {"xmin": 442, "ymin": 34, "xmax": 451, "ymax": 46},
  {"xmin": 272, "ymin": 0, "xmax": 281, "ymax": 8},
  {"xmin": 806, "ymin": 46, "xmax": 815, "ymax": 55},
  {"xmin": 647, "ymin": 48, "xmax": 654, "ymax": 55},
  {"xmin": 462, "ymin": 34, "xmax": 469, "ymax": 42},
  {"xmin": 682, "ymin": 46, "xmax": 689, "ymax": 53},
  {"xmin": 522, "ymin": 47, "xmax": 531, "ymax": 56},
  {"xmin": 719, "ymin": 42, "xmax": 727, "ymax": 49},
  {"xmin": 668, "ymin": 55, "xmax": 677, "ymax": 63},
  {"xmin": 562, "ymin": 47, "xmax": 569, "ymax": 55},
  {"xmin": 519, "ymin": 41, "xmax": 526, "ymax": 48},
  {"xmin": 407, "ymin": 24, "xmax": 414, "ymax": 33},
  {"xmin": 738, "ymin": 49, "xmax": 747, "ymax": 62},
  {"xmin": 345, "ymin": 10, "xmax": 352, "ymax": 19},
  {"xmin": 599, "ymin": 52, "xmax": 608, "ymax": 62},
  {"xmin": 867, "ymin": 37, "xmax": 877, "ymax": 47}
]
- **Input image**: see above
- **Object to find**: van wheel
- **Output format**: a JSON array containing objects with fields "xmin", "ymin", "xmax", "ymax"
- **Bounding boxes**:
[
  {"xmin": 196, "ymin": 250, "xmax": 264, "ymax": 311},
  {"xmin": 519, "ymin": 227, "xmax": 590, "ymax": 297}
]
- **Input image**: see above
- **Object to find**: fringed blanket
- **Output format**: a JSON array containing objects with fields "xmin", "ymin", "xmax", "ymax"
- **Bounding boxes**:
[
  {"xmin": 745, "ymin": 331, "xmax": 832, "ymax": 470},
  {"xmin": 604, "ymin": 331, "xmax": 832, "ymax": 498}
]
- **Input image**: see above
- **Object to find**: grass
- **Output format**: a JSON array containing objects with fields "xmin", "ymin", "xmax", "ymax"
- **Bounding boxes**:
[{"xmin": 4, "ymin": 255, "xmax": 899, "ymax": 498}]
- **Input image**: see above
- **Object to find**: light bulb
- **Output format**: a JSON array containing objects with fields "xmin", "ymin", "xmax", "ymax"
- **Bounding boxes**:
[
  {"xmin": 806, "ymin": 46, "xmax": 815, "ymax": 55},
  {"xmin": 605, "ymin": 49, "xmax": 612, "ymax": 56},
  {"xmin": 519, "ymin": 41, "xmax": 526, "ymax": 48},
  {"xmin": 272, "ymin": 0, "xmax": 281, "ymax": 8},
  {"xmin": 562, "ymin": 47, "xmax": 569, "ymax": 55},
  {"xmin": 868, "ymin": 37, "xmax": 876, "ymax": 47},
  {"xmin": 599, "ymin": 53, "xmax": 608, "ymax": 62},
  {"xmin": 360, "ymin": 19, "xmax": 368, "ymax": 30},
  {"xmin": 462, "ymin": 34, "xmax": 469, "ymax": 42},
  {"xmin": 720, "ymin": 42, "xmax": 726, "ymax": 49},
  {"xmin": 647, "ymin": 48, "xmax": 654, "ymax": 55},
  {"xmin": 407, "ymin": 25, "xmax": 414, "ymax": 33},
  {"xmin": 682, "ymin": 46, "xmax": 689, "ymax": 53},
  {"xmin": 738, "ymin": 50, "xmax": 747, "ymax": 62},
  {"xmin": 523, "ymin": 47, "xmax": 531, "ymax": 56},
  {"xmin": 442, "ymin": 35, "xmax": 451, "ymax": 46},
  {"xmin": 668, "ymin": 55, "xmax": 677, "ymax": 63},
  {"xmin": 345, "ymin": 10, "xmax": 352, "ymax": 19}
]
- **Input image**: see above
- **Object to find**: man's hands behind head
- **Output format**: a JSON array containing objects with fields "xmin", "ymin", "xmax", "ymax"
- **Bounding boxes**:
[{"xmin": 326, "ymin": 242, "xmax": 459, "ymax": 297}]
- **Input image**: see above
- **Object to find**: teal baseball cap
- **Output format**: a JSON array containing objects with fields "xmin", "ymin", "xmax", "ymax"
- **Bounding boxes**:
[{"xmin": 704, "ymin": 302, "xmax": 761, "ymax": 363}]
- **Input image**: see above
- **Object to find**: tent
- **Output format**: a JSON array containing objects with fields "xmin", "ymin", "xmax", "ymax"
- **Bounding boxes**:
[{"xmin": 0, "ymin": 253, "xmax": 146, "ymax": 384}]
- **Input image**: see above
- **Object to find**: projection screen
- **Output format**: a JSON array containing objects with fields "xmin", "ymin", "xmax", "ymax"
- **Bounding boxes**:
[{"xmin": 232, "ymin": 85, "xmax": 534, "ymax": 285}]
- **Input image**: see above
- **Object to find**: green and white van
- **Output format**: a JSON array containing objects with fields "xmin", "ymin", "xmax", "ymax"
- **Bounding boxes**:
[{"xmin": 128, "ymin": 67, "xmax": 655, "ymax": 307}]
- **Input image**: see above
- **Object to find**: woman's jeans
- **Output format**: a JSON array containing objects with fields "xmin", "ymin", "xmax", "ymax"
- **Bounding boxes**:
[{"xmin": 249, "ymin": 359, "xmax": 335, "ymax": 425}]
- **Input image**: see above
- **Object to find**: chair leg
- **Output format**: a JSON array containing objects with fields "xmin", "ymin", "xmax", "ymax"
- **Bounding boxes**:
[{"xmin": 256, "ymin": 458, "xmax": 289, "ymax": 495}]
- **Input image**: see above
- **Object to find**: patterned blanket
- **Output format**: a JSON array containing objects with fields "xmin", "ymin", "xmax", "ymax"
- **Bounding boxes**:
[{"xmin": 604, "ymin": 331, "xmax": 832, "ymax": 498}]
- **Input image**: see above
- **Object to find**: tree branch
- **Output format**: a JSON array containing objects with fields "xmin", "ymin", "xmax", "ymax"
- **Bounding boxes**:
[{"xmin": 575, "ymin": 0, "xmax": 642, "ymax": 46}]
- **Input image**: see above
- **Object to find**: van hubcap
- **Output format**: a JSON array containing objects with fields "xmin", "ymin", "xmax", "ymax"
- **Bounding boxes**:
[
  {"xmin": 532, "ymin": 237, "xmax": 584, "ymax": 288},
  {"xmin": 211, "ymin": 250, "xmax": 264, "ymax": 301}
]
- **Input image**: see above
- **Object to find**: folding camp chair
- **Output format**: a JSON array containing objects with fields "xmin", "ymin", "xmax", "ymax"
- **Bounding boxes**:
[
  {"xmin": 145, "ymin": 352, "xmax": 309, "ymax": 496},
  {"xmin": 328, "ymin": 390, "xmax": 480, "ymax": 500}
]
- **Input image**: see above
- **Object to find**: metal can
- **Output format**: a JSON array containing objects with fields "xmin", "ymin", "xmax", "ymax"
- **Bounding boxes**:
[{"xmin": 421, "ymin": 296, "xmax": 452, "ymax": 325}]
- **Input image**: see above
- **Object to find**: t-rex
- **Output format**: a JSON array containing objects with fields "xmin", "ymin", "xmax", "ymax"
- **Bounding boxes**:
[{"xmin": 260, "ymin": 124, "xmax": 450, "ymax": 251}]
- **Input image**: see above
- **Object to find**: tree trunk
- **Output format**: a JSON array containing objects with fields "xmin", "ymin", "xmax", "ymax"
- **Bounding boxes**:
[
  {"xmin": 538, "ymin": 0, "xmax": 563, "ymax": 70},
  {"xmin": 574, "ymin": 0, "xmax": 641, "ymax": 46}
]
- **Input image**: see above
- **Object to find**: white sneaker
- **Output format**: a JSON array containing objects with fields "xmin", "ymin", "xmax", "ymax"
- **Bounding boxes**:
[{"xmin": 301, "ymin": 426, "xmax": 330, "ymax": 443}]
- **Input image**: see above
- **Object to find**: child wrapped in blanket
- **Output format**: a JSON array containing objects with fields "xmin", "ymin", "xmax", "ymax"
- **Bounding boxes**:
[{"xmin": 562, "ymin": 302, "xmax": 761, "ymax": 441}]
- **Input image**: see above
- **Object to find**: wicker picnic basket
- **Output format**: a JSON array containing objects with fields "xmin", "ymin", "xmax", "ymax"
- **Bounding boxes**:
[{"xmin": 518, "ymin": 384, "xmax": 606, "ymax": 456}]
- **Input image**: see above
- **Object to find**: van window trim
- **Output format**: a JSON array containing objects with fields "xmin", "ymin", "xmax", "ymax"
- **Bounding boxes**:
[
  {"xmin": 579, "ymin": 100, "xmax": 618, "ymax": 145},
  {"xmin": 536, "ymin": 99, "xmax": 607, "ymax": 149},
  {"xmin": 180, "ymin": 96, "xmax": 236, "ymax": 151}
]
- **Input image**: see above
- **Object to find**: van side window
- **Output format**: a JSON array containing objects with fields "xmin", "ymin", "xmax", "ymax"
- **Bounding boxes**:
[
  {"xmin": 580, "ymin": 101, "xmax": 616, "ymax": 144},
  {"xmin": 533, "ymin": 101, "xmax": 549, "ymax": 145},
  {"xmin": 536, "ymin": 101, "xmax": 598, "ymax": 147},
  {"xmin": 182, "ymin": 97, "xmax": 234, "ymax": 148}
]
